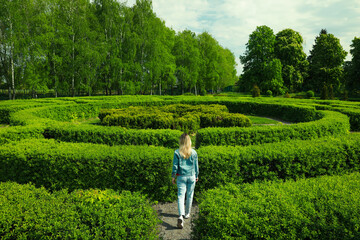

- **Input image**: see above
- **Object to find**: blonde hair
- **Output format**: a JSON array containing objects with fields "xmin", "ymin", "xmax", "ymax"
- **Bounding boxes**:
[{"xmin": 179, "ymin": 133, "xmax": 192, "ymax": 159}]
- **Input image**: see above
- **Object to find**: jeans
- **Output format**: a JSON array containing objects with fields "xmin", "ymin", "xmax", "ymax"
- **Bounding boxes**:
[{"xmin": 177, "ymin": 175, "xmax": 196, "ymax": 217}]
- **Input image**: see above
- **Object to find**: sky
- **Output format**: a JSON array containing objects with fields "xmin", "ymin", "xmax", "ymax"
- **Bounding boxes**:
[{"xmin": 125, "ymin": 0, "xmax": 360, "ymax": 74}]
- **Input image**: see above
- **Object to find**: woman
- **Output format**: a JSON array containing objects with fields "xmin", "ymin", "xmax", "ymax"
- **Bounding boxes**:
[{"xmin": 172, "ymin": 133, "xmax": 199, "ymax": 229}]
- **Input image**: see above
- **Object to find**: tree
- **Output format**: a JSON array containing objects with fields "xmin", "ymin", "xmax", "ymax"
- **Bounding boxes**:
[
  {"xmin": 173, "ymin": 30, "xmax": 200, "ymax": 94},
  {"xmin": 306, "ymin": 29, "xmax": 347, "ymax": 94},
  {"xmin": 216, "ymin": 47, "xmax": 237, "ymax": 91},
  {"xmin": 240, "ymin": 25, "xmax": 284, "ymax": 95},
  {"xmin": 345, "ymin": 37, "xmax": 360, "ymax": 95},
  {"xmin": 275, "ymin": 28, "xmax": 308, "ymax": 92},
  {"xmin": 198, "ymin": 32, "xmax": 220, "ymax": 94},
  {"xmin": 0, "ymin": 0, "xmax": 24, "ymax": 99}
]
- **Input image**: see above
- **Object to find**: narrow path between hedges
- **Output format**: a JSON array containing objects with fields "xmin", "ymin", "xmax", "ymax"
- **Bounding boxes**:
[
  {"xmin": 153, "ymin": 201, "xmax": 199, "ymax": 240},
  {"xmin": 253, "ymin": 117, "xmax": 292, "ymax": 125}
]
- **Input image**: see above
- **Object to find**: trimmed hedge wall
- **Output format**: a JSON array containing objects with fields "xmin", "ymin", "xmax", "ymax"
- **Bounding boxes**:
[
  {"xmin": 9, "ymin": 103, "xmax": 99, "ymax": 126},
  {"xmin": 1, "ymin": 134, "xmax": 360, "ymax": 202},
  {"xmin": 192, "ymin": 172, "xmax": 360, "ymax": 240},
  {"xmin": 223, "ymin": 101, "xmax": 318, "ymax": 123},
  {"xmin": 0, "ymin": 182, "xmax": 160, "ymax": 239},
  {"xmin": 195, "ymin": 111, "xmax": 350, "ymax": 148},
  {"xmin": 44, "ymin": 123, "xmax": 182, "ymax": 148},
  {"xmin": 195, "ymin": 133, "xmax": 360, "ymax": 195},
  {"xmin": 0, "ymin": 139, "xmax": 176, "ymax": 202},
  {"xmin": 0, "ymin": 126, "xmax": 44, "ymax": 144},
  {"xmin": 333, "ymin": 107, "xmax": 360, "ymax": 131},
  {"xmin": 101, "ymin": 104, "xmax": 251, "ymax": 132}
]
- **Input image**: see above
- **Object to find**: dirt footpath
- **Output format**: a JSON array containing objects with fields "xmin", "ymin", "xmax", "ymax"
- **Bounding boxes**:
[{"xmin": 153, "ymin": 201, "xmax": 199, "ymax": 240}]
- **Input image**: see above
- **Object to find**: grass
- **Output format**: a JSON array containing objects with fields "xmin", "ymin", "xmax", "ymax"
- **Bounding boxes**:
[{"xmin": 247, "ymin": 116, "xmax": 282, "ymax": 125}]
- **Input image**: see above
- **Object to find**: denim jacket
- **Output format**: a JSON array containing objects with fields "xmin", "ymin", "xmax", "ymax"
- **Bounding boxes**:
[{"xmin": 171, "ymin": 149, "xmax": 199, "ymax": 178}]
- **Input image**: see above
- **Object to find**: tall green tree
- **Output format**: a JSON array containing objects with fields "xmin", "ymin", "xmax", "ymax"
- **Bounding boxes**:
[
  {"xmin": 275, "ymin": 28, "xmax": 308, "ymax": 92},
  {"xmin": 131, "ymin": 0, "xmax": 155, "ymax": 94},
  {"xmin": 94, "ymin": 0, "xmax": 127, "ymax": 95},
  {"xmin": 198, "ymin": 32, "xmax": 220, "ymax": 94},
  {"xmin": 173, "ymin": 30, "xmax": 200, "ymax": 94},
  {"xmin": 216, "ymin": 47, "xmax": 237, "ymax": 90},
  {"xmin": 0, "ymin": 0, "xmax": 24, "ymax": 99},
  {"xmin": 57, "ymin": 0, "xmax": 93, "ymax": 97},
  {"xmin": 306, "ymin": 29, "xmax": 347, "ymax": 94},
  {"xmin": 240, "ymin": 25, "xmax": 284, "ymax": 95},
  {"xmin": 345, "ymin": 37, "xmax": 360, "ymax": 95}
]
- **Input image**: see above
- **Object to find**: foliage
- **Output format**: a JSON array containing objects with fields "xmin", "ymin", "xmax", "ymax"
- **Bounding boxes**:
[
  {"xmin": 306, "ymin": 90, "xmax": 315, "ymax": 98},
  {"xmin": 0, "ymin": 182, "xmax": 160, "ymax": 239},
  {"xmin": 251, "ymin": 84, "xmax": 261, "ymax": 97},
  {"xmin": 321, "ymin": 84, "xmax": 329, "ymax": 100},
  {"xmin": 196, "ymin": 111, "xmax": 349, "ymax": 148},
  {"xmin": 0, "ymin": 139, "xmax": 176, "ymax": 202},
  {"xmin": 100, "ymin": 104, "xmax": 251, "ymax": 132},
  {"xmin": 2, "ymin": 132, "xmax": 360, "ymax": 203},
  {"xmin": 0, "ymin": 0, "xmax": 237, "ymax": 99},
  {"xmin": 275, "ymin": 29, "xmax": 308, "ymax": 92},
  {"xmin": 345, "ymin": 37, "xmax": 360, "ymax": 94},
  {"xmin": 44, "ymin": 123, "xmax": 182, "ymax": 148},
  {"xmin": 307, "ymin": 29, "xmax": 347, "ymax": 94},
  {"xmin": 240, "ymin": 25, "xmax": 284, "ymax": 95},
  {"xmin": 193, "ymin": 172, "xmax": 360, "ymax": 240},
  {"xmin": 265, "ymin": 90, "xmax": 273, "ymax": 97}
]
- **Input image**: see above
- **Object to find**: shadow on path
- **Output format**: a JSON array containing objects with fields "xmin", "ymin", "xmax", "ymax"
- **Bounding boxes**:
[{"xmin": 153, "ymin": 202, "xmax": 199, "ymax": 240}]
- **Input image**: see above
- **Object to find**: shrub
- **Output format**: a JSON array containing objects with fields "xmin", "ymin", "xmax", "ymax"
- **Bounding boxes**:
[
  {"xmin": 101, "ymin": 104, "xmax": 251, "ymax": 132},
  {"xmin": 192, "ymin": 172, "xmax": 360, "ymax": 240},
  {"xmin": 0, "ymin": 139, "xmax": 176, "ymax": 202},
  {"xmin": 266, "ymin": 90, "xmax": 273, "ymax": 97},
  {"xmin": 252, "ymin": 85, "xmax": 260, "ymax": 97},
  {"xmin": 195, "ymin": 133, "xmax": 360, "ymax": 195},
  {"xmin": 0, "ymin": 182, "xmax": 160, "ymax": 239},
  {"xmin": 196, "ymin": 110, "xmax": 349, "ymax": 148},
  {"xmin": 321, "ymin": 84, "xmax": 329, "ymax": 100},
  {"xmin": 2, "ymin": 134, "xmax": 360, "ymax": 202},
  {"xmin": 224, "ymin": 101, "xmax": 318, "ymax": 123},
  {"xmin": 44, "ymin": 123, "xmax": 181, "ymax": 148},
  {"xmin": 306, "ymin": 90, "xmax": 315, "ymax": 98},
  {"xmin": 0, "ymin": 125, "xmax": 45, "ymax": 144}
]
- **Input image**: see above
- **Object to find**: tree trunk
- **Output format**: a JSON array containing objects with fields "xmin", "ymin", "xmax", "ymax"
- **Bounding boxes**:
[
  {"xmin": 53, "ymin": 49, "xmax": 58, "ymax": 98},
  {"xmin": 72, "ymin": 34, "xmax": 75, "ymax": 97},
  {"xmin": 8, "ymin": 87, "xmax": 11, "ymax": 100},
  {"xmin": 159, "ymin": 80, "xmax": 162, "ymax": 95},
  {"xmin": 10, "ymin": 20, "xmax": 15, "ymax": 100},
  {"xmin": 195, "ymin": 84, "xmax": 197, "ymax": 96},
  {"xmin": 11, "ymin": 49, "xmax": 15, "ymax": 100}
]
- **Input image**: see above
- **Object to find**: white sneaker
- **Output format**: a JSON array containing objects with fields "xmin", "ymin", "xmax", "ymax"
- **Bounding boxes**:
[
  {"xmin": 177, "ymin": 216, "xmax": 184, "ymax": 229},
  {"xmin": 184, "ymin": 213, "xmax": 190, "ymax": 219}
]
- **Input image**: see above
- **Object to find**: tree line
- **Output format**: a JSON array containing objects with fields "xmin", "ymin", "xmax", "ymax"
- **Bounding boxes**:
[
  {"xmin": 1, "ymin": 0, "xmax": 359, "ymax": 100},
  {"xmin": 0, "ymin": 0, "xmax": 237, "ymax": 99},
  {"xmin": 239, "ymin": 26, "xmax": 360, "ymax": 98}
]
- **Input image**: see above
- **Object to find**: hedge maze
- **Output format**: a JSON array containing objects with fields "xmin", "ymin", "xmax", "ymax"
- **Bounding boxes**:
[{"xmin": 1, "ymin": 95, "xmax": 360, "ymax": 239}]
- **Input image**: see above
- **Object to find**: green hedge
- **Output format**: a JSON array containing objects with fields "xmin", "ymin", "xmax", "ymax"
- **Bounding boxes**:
[
  {"xmin": 195, "ymin": 133, "xmax": 360, "ymax": 195},
  {"xmin": 0, "ymin": 126, "xmax": 45, "ymax": 144},
  {"xmin": 204, "ymin": 100, "xmax": 318, "ymax": 123},
  {"xmin": 192, "ymin": 172, "xmax": 360, "ymax": 240},
  {"xmin": 44, "ymin": 123, "xmax": 182, "ymax": 148},
  {"xmin": 332, "ymin": 107, "xmax": 360, "ymax": 131},
  {"xmin": 0, "ymin": 182, "xmax": 160, "ymax": 239},
  {"xmin": 196, "ymin": 111, "xmax": 349, "ymax": 148},
  {"xmin": 101, "ymin": 104, "xmax": 251, "ymax": 132},
  {"xmin": 0, "ymin": 139, "xmax": 176, "ymax": 202},
  {"xmin": 1, "ymin": 134, "xmax": 360, "ymax": 202}
]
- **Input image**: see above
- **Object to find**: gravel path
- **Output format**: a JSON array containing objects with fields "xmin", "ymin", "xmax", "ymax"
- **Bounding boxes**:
[{"xmin": 152, "ymin": 201, "xmax": 199, "ymax": 240}]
